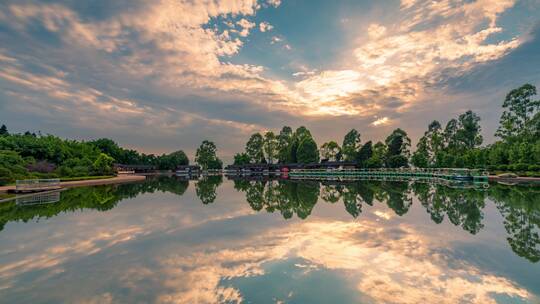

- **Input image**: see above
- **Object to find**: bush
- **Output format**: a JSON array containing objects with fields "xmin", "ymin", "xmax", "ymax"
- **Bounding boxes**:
[
  {"xmin": 513, "ymin": 163, "xmax": 529, "ymax": 171},
  {"xmin": 528, "ymin": 164, "xmax": 540, "ymax": 171},
  {"xmin": 386, "ymin": 155, "xmax": 409, "ymax": 168},
  {"xmin": 497, "ymin": 164, "xmax": 508, "ymax": 171},
  {"xmin": 0, "ymin": 167, "xmax": 12, "ymax": 185}
]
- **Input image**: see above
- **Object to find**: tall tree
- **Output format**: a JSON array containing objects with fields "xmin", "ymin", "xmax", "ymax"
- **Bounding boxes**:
[
  {"xmin": 412, "ymin": 120, "xmax": 443, "ymax": 167},
  {"xmin": 496, "ymin": 84, "xmax": 540, "ymax": 141},
  {"xmin": 195, "ymin": 140, "xmax": 221, "ymax": 170},
  {"xmin": 263, "ymin": 131, "xmax": 278, "ymax": 164},
  {"xmin": 290, "ymin": 126, "xmax": 314, "ymax": 163},
  {"xmin": 342, "ymin": 129, "xmax": 361, "ymax": 161},
  {"xmin": 320, "ymin": 141, "xmax": 341, "ymax": 161},
  {"xmin": 366, "ymin": 141, "xmax": 386, "ymax": 168},
  {"xmin": 385, "ymin": 128, "xmax": 410, "ymax": 168},
  {"xmin": 295, "ymin": 126, "xmax": 312, "ymax": 142},
  {"xmin": 356, "ymin": 141, "xmax": 373, "ymax": 167},
  {"xmin": 277, "ymin": 126, "xmax": 293, "ymax": 163},
  {"xmin": 245, "ymin": 133, "xmax": 265, "ymax": 163},
  {"xmin": 411, "ymin": 137, "xmax": 429, "ymax": 168},
  {"xmin": 455, "ymin": 110, "xmax": 483, "ymax": 150},
  {"xmin": 297, "ymin": 137, "xmax": 319, "ymax": 164}
]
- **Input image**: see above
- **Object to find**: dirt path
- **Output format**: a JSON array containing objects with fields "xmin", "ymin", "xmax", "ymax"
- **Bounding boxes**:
[{"xmin": 0, "ymin": 175, "xmax": 146, "ymax": 193}]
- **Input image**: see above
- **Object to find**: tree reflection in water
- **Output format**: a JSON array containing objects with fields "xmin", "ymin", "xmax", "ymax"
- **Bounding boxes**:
[
  {"xmin": 0, "ymin": 175, "xmax": 538, "ymax": 263},
  {"xmin": 489, "ymin": 185, "xmax": 540, "ymax": 263},
  {"xmin": 232, "ymin": 177, "xmax": 540, "ymax": 263},
  {"xmin": 0, "ymin": 175, "xmax": 189, "ymax": 232},
  {"xmin": 195, "ymin": 175, "xmax": 223, "ymax": 204}
]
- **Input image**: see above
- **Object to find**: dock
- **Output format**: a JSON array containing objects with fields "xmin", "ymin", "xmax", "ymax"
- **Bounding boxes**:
[{"xmin": 288, "ymin": 168, "xmax": 489, "ymax": 182}]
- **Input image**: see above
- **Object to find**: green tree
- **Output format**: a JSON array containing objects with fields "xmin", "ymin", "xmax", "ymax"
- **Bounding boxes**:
[
  {"xmin": 263, "ymin": 131, "xmax": 278, "ymax": 164},
  {"xmin": 233, "ymin": 153, "xmax": 250, "ymax": 165},
  {"xmin": 356, "ymin": 141, "xmax": 373, "ymax": 167},
  {"xmin": 93, "ymin": 153, "xmax": 114, "ymax": 175},
  {"xmin": 411, "ymin": 137, "xmax": 429, "ymax": 168},
  {"xmin": 366, "ymin": 141, "xmax": 386, "ymax": 168},
  {"xmin": 195, "ymin": 175, "xmax": 223, "ymax": 204},
  {"xmin": 496, "ymin": 84, "xmax": 540, "ymax": 141},
  {"xmin": 297, "ymin": 137, "xmax": 319, "ymax": 164},
  {"xmin": 277, "ymin": 126, "xmax": 293, "ymax": 163},
  {"xmin": 289, "ymin": 126, "xmax": 314, "ymax": 163},
  {"xmin": 245, "ymin": 133, "xmax": 265, "ymax": 163},
  {"xmin": 342, "ymin": 129, "xmax": 361, "ymax": 161},
  {"xmin": 195, "ymin": 140, "xmax": 222, "ymax": 170},
  {"xmin": 413, "ymin": 120, "xmax": 443, "ymax": 167},
  {"xmin": 455, "ymin": 110, "xmax": 483, "ymax": 150},
  {"xmin": 444, "ymin": 118, "xmax": 459, "ymax": 150},
  {"xmin": 385, "ymin": 128, "xmax": 410, "ymax": 168},
  {"xmin": 158, "ymin": 150, "xmax": 189, "ymax": 170},
  {"xmin": 0, "ymin": 124, "xmax": 8, "ymax": 136},
  {"xmin": 320, "ymin": 141, "xmax": 341, "ymax": 161}
]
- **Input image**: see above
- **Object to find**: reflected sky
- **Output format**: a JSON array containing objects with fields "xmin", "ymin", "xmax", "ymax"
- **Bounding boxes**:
[{"xmin": 0, "ymin": 176, "xmax": 539, "ymax": 304}]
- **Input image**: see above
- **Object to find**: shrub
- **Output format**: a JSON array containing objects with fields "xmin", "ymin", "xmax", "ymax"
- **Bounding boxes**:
[
  {"xmin": 0, "ymin": 167, "xmax": 12, "ymax": 185},
  {"xmin": 514, "ymin": 163, "xmax": 529, "ymax": 171},
  {"xmin": 528, "ymin": 164, "xmax": 540, "ymax": 171}
]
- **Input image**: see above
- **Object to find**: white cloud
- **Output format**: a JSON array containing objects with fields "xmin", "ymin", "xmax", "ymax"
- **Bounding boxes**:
[
  {"xmin": 371, "ymin": 116, "xmax": 391, "ymax": 126},
  {"xmin": 236, "ymin": 18, "xmax": 256, "ymax": 37},
  {"xmin": 270, "ymin": 36, "xmax": 282, "ymax": 44},
  {"xmin": 267, "ymin": 0, "xmax": 281, "ymax": 8},
  {"xmin": 259, "ymin": 21, "xmax": 274, "ymax": 32}
]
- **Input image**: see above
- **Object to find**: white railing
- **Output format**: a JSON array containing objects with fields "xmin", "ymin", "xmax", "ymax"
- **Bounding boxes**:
[
  {"xmin": 16, "ymin": 191, "xmax": 61, "ymax": 206},
  {"xmin": 15, "ymin": 179, "xmax": 61, "ymax": 191}
]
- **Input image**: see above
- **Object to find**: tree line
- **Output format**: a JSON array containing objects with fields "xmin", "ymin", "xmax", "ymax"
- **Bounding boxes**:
[
  {"xmin": 0, "ymin": 131, "xmax": 192, "ymax": 185},
  {"xmin": 0, "ymin": 122, "xmax": 225, "ymax": 185},
  {"xmin": 234, "ymin": 84, "xmax": 540, "ymax": 174}
]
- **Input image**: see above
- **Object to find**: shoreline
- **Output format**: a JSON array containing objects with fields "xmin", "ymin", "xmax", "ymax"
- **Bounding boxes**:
[{"xmin": 0, "ymin": 175, "xmax": 146, "ymax": 193}]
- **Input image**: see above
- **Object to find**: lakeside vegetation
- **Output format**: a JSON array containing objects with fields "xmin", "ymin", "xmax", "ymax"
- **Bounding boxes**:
[
  {"xmin": 0, "ymin": 130, "xmax": 193, "ymax": 185},
  {"xmin": 1, "ymin": 84, "xmax": 538, "ymax": 185},
  {"xmin": 234, "ymin": 84, "xmax": 540, "ymax": 175}
]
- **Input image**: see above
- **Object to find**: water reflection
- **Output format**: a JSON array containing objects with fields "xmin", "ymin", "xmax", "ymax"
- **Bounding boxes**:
[
  {"xmin": 0, "ymin": 176, "xmax": 539, "ymax": 303},
  {"xmin": 1, "ymin": 176, "xmax": 539, "ymax": 265}
]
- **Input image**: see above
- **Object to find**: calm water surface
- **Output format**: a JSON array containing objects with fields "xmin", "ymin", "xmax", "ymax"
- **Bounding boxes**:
[{"xmin": 0, "ymin": 176, "xmax": 539, "ymax": 304}]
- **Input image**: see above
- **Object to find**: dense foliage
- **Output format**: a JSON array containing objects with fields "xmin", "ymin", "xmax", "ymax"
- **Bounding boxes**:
[
  {"xmin": 411, "ymin": 84, "xmax": 540, "ymax": 172},
  {"xmin": 237, "ymin": 126, "xmax": 320, "ymax": 165},
  {"xmin": 195, "ymin": 140, "xmax": 223, "ymax": 170},
  {"xmin": 0, "ymin": 129, "xmax": 190, "ymax": 185},
  {"xmin": 233, "ymin": 84, "xmax": 539, "ymax": 173}
]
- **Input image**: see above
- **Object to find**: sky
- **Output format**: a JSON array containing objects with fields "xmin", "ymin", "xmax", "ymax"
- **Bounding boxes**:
[{"xmin": 0, "ymin": 0, "xmax": 539, "ymax": 163}]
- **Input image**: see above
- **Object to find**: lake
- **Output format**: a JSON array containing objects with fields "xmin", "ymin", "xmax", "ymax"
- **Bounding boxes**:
[{"xmin": 0, "ymin": 175, "xmax": 539, "ymax": 303}]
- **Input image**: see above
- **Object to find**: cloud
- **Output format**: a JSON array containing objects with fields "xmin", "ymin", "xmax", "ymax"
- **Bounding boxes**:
[
  {"xmin": 267, "ymin": 0, "xmax": 281, "ymax": 8},
  {"xmin": 371, "ymin": 116, "xmax": 391, "ymax": 126},
  {"xmin": 270, "ymin": 36, "xmax": 282, "ymax": 44},
  {"xmin": 259, "ymin": 21, "xmax": 274, "ymax": 32},
  {"xmin": 236, "ymin": 18, "xmax": 256, "ymax": 37},
  {"xmin": 0, "ymin": 0, "xmax": 536, "ymax": 155},
  {"xmin": 155, "ymin": 219, "xmax": 533, "ymax": 303}
]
